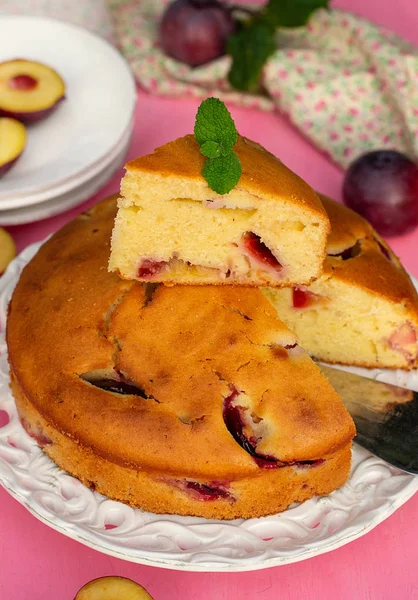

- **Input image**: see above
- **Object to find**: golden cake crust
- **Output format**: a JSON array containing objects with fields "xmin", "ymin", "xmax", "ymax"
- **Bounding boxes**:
[
  {"xmin": 127, "ymin": 135, "xmax": 328, "ymax": 220},
  {"xmin": 324, "ymin": 195, "xmax": 373, "ymax": 251},
  {"xmin": 11, "ymin": 377, "xmax": 352, "ymax": 519},
  {"xmin": 320, "ymin": 195, "xmax": 418, "ymax": 322},
  {"xmin": 7, "ymin": 196, "xmax": 354, "ymax": 518}
]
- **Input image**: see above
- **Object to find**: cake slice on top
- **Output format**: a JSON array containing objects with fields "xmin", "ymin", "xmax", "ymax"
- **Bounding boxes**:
[
  {"xmin": 264, "ymin": 195, "xmax": 418, "ymax": 370},
  {"xmin": 108, "ymin": 135, "xmax": 330, "ymax": 287}
]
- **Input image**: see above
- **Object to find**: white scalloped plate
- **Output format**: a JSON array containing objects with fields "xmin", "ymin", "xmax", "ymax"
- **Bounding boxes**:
[{"xmin": 0, "ymin": 242, "xmax": 417, "ymax": 572}]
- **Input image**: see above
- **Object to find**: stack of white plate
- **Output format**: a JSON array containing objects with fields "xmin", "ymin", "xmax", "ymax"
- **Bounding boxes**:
[{"xmin": 0, "ymin": 16, "xmax": 137, "ymax": 225}]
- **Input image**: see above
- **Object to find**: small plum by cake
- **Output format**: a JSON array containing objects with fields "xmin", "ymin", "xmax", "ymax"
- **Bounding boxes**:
[
  {"xmin": 109, "ymin": 135, "xmax": 330, "ymax": 288},
  {"xmin": 0, "ymin": 228, "xmax": 16, "ymax": 275},
  {"xmin": 0, "ymin": 59, "xmax": 65, "ymax": 123},
  {"xmin": 264, "ymin": 195, "xmax": 418, "ymax": 369}
]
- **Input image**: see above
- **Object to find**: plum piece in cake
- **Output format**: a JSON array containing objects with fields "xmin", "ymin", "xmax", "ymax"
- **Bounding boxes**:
[
  {"xmin": 108, "ymin": 135, "xmax": 330, "ymax": 287},
  {"xmin": 263, "ymin": 195, "xmax": 418, "ymax": 370}
]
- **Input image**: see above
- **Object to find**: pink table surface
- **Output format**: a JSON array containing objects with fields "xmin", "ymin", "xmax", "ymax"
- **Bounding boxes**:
[{"xmin": 1, "ymin": 1, "xmax": 418, "ymax": 598}]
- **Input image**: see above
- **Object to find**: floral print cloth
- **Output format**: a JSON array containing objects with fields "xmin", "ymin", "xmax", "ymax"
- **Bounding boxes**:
[
  {"xmin": 0, "ymin": 0, "xmax": 114, "ymax": 41},
  {"xmin": 3, "ymin": 0, "xmax": 417, "ymax": 169},
  {"xmin": 107, "ymin": 0, "xmax": 418, "ymax": 168}
]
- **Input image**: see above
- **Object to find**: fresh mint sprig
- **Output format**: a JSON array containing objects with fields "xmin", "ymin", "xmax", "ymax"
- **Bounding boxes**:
[
  {"xmin": 194, "ymin": 97, "xmax": 242, "ymax": 195},
  {"xmin": 228, "ymin": 0, "xmax": 330, "ymax": 92}
]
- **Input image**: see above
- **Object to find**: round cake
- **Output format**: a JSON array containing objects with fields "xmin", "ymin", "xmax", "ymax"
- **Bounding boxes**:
[{"xmin": 6, "ymin": 196, "xmax": 354, "ymax": 519}]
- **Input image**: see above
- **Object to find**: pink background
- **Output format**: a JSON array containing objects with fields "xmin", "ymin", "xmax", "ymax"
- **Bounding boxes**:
[{"xmin": 1, "ymin": 1, "xmax": 418, "ymax": 598}]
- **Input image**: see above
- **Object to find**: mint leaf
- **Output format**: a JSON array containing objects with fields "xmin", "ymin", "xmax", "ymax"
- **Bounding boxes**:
[
  {"xmin": 202, "ymin": 153, "xmax": 242, "ymax": 195},
  {"xmin": 194, "ymin": 97, "xmax": 237, "ymax": 150},
  {"xmin": 228, "ymin": 18, "xmax": 276, "ymax": 93},
  {"xmin": 266, "ymin": 0, "xmax": 329, "ymax": 28},
  {"xmin": 200, "ymin": 140, "xmax": 222, "ymax": 158},
  {"xmin": 194, "ymin": 97, "xmax": 242, "ymax": 194},
  {"xmin": 227, "ymin": 0, "xmax": 330, "ymax": 91}
]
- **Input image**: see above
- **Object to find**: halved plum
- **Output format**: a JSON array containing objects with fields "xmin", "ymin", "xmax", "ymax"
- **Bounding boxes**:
[
  {"xmin": 0, "ymin": 59, "xmax": 65, "ymax": 123},
  {"xmin": 0, "ymin": 227, "xmax": 16, "ymax": 274},
  {"xmin": 74, "ymin": 576, "xmax": 154, "ymax": 600},
  {"xmin": 0, "ymin": 117, "xmax": 26, "ymax": 177}
]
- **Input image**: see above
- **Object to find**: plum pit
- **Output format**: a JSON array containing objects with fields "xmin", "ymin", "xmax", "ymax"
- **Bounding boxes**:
[{"xmin": 8, "ymin": 74, "xmax": 38, "ymax": 90}]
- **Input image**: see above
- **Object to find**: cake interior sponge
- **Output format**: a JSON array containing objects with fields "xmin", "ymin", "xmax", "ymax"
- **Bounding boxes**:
[{"xmin": 109, "ymin": 135, "xmax": 330, "ymax": 287}]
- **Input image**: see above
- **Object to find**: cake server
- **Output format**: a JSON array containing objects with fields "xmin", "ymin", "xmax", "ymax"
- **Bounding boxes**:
[{"xmin": 318, "ymin": 364, "xmax": 418, "ymax": 475}]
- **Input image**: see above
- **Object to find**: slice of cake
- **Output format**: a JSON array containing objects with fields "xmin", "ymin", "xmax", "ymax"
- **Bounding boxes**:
[
  {"xmin": 264, "ymin": 195, "xmax": 418, "ymax": 369},
  {"xmin": 109, "ymin": 135, "xmax": 330, "ymax": 287},
  {"xmin": 7, "ymin": 196, "xmax": 355, "ymax": 520}
]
